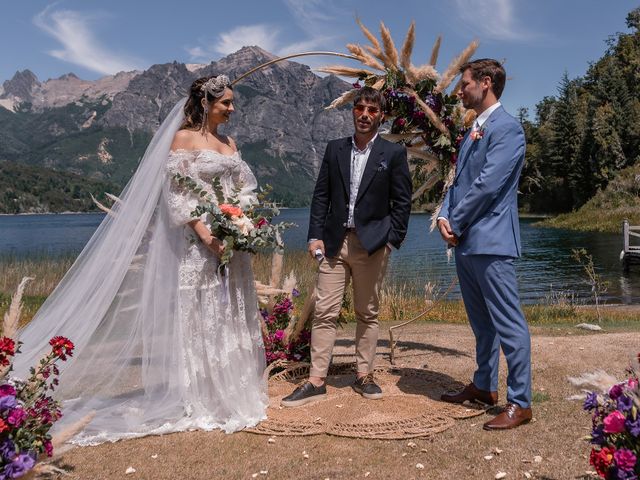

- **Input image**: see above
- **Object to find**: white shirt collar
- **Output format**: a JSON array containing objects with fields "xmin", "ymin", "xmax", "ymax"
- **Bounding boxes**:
[
  {"xmin": 475, "ymin": 102, "xmax": 501, "ymax": 128},
  {"xmin": 352, "ymin": 133, "xmax": 378, "ymax": 153}
]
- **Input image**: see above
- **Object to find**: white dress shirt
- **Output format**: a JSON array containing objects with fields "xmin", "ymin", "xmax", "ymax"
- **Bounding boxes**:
[{"xmin": 347, "ymin": 134, "xmax": 378, "ymax": 228}]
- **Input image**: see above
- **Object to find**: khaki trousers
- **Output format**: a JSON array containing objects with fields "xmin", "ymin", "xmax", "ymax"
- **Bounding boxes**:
[{"xmin": 310, "ymin": 232, "xmax": 390, "ymax": 378}]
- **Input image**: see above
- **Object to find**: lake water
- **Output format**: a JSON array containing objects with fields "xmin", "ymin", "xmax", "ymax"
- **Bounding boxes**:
[{"xmin": 1, "ymin": 210, "xmax": 638, "ymax": 305}]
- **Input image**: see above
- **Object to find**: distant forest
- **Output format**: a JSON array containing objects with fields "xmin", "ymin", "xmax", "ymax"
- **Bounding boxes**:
[{"xmin": 518, "ymin": 8, "xmax": 640, "ymax": 214}]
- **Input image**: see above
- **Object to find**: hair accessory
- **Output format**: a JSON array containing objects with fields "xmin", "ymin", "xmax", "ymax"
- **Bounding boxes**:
[{"xmin": 201, "ymin": 75, "xmax": 231, "ymax": 99}]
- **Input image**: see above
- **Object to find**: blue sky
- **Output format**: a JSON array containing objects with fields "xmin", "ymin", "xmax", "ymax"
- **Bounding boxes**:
[{"xmin": 1, "ymin": 0, "xmax": 635, "ymax": 117}]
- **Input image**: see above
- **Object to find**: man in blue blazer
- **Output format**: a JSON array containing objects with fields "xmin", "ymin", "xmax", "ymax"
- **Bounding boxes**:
[{"xmin": 437, "ymin": 59, "xmax": 532, "ymax": 430}]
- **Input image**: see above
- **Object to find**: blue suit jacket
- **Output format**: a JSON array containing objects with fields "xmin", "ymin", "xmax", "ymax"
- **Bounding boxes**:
[{"xmin": 438, "ymin": 106, "xmax": 525, "ymax": 257}]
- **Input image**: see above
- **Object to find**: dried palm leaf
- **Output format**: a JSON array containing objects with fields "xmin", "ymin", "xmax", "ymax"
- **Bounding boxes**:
[
  {"xmin": 3, "ymin": 277, "xmax": 33, "ymax": 339},
  {"xmin": 346, "ymin": 44, "xmax": 385, "ymax": 71},
  {"xmin": 380, "ymin": 132, "xmax": 423, "ymax": 142},
  {"xmin": 402, "ymin": 87, "xmax": 449, "ymax": 135},
  {"xmin": 325, "ymin": 88, "xmax": 359, "ymax": 110},
  {"xmin": 380, "ymin": 22, "xmax": 399, "ymax": 69},
  {"xmin": 371, "ymin": 77, "xmax": 386, "ymax": 90},
  {"xmin": 317, "ymin": 66, "xmax": 377, "ymax": 78},
  {"xmin": 399, "ymin": 21, "xmax": 416, "ymax": 70},
  {"xmin": 412, "ymin": 173, "xmax": 441, "ymax": 202},
  {"xmin": 434, "ymin": 40, "xmax": 479, "ymax": 94},
  {"xmin": 430, "ymin": 35, "xmax": 442, "ymax": 66},
  {"xmin": 406, "ymin": 147, "xmax": 440, "ymax": 163}
]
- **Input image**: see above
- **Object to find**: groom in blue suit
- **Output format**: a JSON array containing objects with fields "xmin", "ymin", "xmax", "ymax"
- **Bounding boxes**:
[{"xmin": 437, "ymin": 59, "xmax": 532, "ymax": 430}]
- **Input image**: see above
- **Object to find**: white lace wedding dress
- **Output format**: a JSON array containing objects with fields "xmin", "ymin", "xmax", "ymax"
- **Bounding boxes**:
[
  {"xmin": 163, "ymin": 149, "xmax": 268, "ymax": 433},
  {"xmin": 12, "ymin": 100, "xmax": 268, "ymax": 445}
]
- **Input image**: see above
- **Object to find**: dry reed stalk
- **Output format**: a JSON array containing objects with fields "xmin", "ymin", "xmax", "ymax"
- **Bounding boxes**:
[
  {"xmin": 345, "ymin": 43, "xmax": 385, "ymax": 71},
  {"xmin": 414, "ymin": 64, "xmax": 439, "ymax": 82},
  {"xmin": 430, "ymin": 167, "xmax": 456, "ymax": 231},
  {"xmin": 269, "ymin": 251, "xmax": 284, "ymax": 290},
  {"xmin": 325, "ymin": 89, "xmax": 359, "ymax": 110},
  {"xmin": 430, "ymin": 35, "xmax": 442, "ymax": 66},
  {"xmin": 46, "ymin": 412, "xmax": 96, "ymax": 456},
  {"xmin": 3, "ymin": 277, "xmax": 33, "ymax": 339},
  {"xmin": 379, "ymin": 22, "xmax": 399, "ymax": 69},
  {"xmin": 317, "ymin": 66, "xmax": 377, "ymax": 78},
  {"xmin": 399, "ymin": 21, "xmax": 416, "ymax": 71},
  {"xmin": 356, "ymin": 18, "xmax": 385, "ymax": 63},
  {"xmin": 89, "ymin": 193, "xmax": 113, "ymax": 216},
  {"xmin": 287, "ymin": 289, "xmax": 316, "ymax": 342},
  {"xmin": 282, "ymin": 272, "xmax": 297, "ymax": 295},
  {"xmin": 402, "ymin": 87, "xmax": 449, "ymax": 135},
  {"xmin": 434, "ymin": 40, "xmax": 479, "ymax": 94},
  {"xmin": 568, "ymin": 370, "xmax": 621, "ymax": 395}
]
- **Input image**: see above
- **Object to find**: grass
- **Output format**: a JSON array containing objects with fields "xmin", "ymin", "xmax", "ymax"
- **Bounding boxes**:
[
  {"xmin": 2, "ymin": 252, "xmax": 639, "ymax": 327},
  {"xmin": 535, "ymin": 163, "xmax": 640, "ymax": 233}
]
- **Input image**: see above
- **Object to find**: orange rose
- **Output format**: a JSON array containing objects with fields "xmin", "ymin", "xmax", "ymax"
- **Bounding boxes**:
[{"xmin": 219, "ymin": 204, "xmax": 243, "ymax": 217}]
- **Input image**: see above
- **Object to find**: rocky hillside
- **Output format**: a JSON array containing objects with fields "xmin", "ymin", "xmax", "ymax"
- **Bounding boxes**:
[{"xmin": 0, "ymin": 47, "xmax": 353, "ymax": 210}]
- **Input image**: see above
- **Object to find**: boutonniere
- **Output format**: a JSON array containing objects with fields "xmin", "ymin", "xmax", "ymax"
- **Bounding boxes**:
[
  {"xmin": 470, "ymin": 127, "xmax": 485, "ymax": 141},
  {"xmin": 377, "ymin": 160, "xmax": 388, "ymax": 172}
]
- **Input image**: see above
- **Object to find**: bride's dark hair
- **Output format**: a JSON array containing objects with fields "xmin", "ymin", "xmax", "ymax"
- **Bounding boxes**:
[{"xmin": 181, "ymin": 75, "xmax": 232, "ymax": 130}]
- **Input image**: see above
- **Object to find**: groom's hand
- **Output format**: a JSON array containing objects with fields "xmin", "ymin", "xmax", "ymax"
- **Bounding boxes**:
[
  {"xmin": 308, "ymin": 239, "xmax": 325, "ymax": 260},
  {"xmin": 437, "ymin": 218, "xmax": 458, "ymax": 247}
]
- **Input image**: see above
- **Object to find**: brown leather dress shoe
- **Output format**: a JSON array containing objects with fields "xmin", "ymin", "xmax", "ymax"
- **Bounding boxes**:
[
  {"xmin": 440, "ymin": 383, "xmax": 498, "ymax": 406},
  {"xmin": 483, "ymin": 403, "xmax": 532, "ymax": 430}
]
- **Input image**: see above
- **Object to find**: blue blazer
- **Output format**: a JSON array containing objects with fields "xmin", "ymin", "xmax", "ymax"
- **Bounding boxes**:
[{"xmin": 438, "ymin": 106, "xmax": 525, "ymax": 257}]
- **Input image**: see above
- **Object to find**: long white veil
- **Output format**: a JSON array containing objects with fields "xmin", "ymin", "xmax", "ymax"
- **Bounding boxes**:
[{"xmin": 13, "ymin": 99, "xmax": 200, "ymax": 443}]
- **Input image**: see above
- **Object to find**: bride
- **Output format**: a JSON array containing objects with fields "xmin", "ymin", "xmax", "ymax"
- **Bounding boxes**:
[{"xmin": 12, "ymin": 75, "xmax": 268, "ymax": 444}]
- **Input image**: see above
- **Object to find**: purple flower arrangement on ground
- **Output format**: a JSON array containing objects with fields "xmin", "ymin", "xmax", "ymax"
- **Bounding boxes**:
[
  {"xmin": 262, "ymin": 291, "xmax": 311, "ymax": 365},
  {"xmin": 0, "ymin": 336, "xmax": 74, "ymax": 479},
  {"xmin": 583, "ymin": 354, "xmax": 640, "ymax": 479}
]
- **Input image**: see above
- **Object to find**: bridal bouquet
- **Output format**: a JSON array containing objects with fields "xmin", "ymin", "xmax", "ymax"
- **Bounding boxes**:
[
  {"xmin": 0, "ymin": 335, "xmax": 74, "ymax": 479},
  {"xmin": 174, "ymin": 174, "xmax": 295, "ymax": 270},
  {"xmin": 582, "ymin": 354, "xmax": 640, "ymax": 479}
]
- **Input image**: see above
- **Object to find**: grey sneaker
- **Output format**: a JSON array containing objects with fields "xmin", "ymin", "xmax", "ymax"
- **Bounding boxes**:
[
  {"xmin": 352, "ymin": 374, "xmax": 383, "ymax": 400},
  {"xmin": 281, "ymin": 381, "xmax": 327, "ymax": 407}
]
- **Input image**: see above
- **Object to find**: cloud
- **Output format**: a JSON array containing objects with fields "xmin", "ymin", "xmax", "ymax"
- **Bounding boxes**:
[
  {"xmin": 33, "ymin": 6, "xmax": 145, "ymax": 76},
  {"xmin": 453, "ymin": 0, "xmax": 536, "ymax": 41}
]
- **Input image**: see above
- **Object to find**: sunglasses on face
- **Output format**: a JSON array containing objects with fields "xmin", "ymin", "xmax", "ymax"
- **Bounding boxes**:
[{"xmin": 353, "ymin": 105, "xmax": 381, "ymax": 115}]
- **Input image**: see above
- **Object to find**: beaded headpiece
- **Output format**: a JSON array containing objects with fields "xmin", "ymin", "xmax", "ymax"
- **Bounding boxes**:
[{"xmin": 201, "ymin": 75, "xmax": 231, "ymax": 99}]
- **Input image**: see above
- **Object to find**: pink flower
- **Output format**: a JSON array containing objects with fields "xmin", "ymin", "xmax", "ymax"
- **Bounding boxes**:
[
  {"xmin": 44, "ymin": 440, "xmax": 53, "ymax": 457},
  {"xmin": 255, "ymin": 218, "xmax": 268, "ymax": 228},
  {"xmin": 614, "ymin": 448, "xmax": 636, "ymax": 471},
  {"xmin": 470, "ymin": 129, "xmax": 485, "ymax": 141},
  {"xmin": 603, "ymin": 411, "xmax": 626, "ymax": 433},
  {"xmin": 274, "ymin": 330, "xmax": 285, "ymax": 341},
  {"xmin": 628, "ymin": 377, "xmax": 638, "ymax": 390},
  {"xmin": 0, "ymin": 385, "xmax": 16, "ymax": 397},
  {"xmin": 7, "ymin": 408, "xmax": 27, "ymax": 427}
]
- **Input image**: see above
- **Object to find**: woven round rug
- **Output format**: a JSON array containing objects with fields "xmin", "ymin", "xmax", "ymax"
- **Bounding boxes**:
[{"xmin": 247, "ymin": 363, "xmax": 486, "ymax": 440}]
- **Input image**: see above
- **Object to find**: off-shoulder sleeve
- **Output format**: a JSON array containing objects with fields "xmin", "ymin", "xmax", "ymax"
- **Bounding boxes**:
[
  {"xmin": 163, "ymin": 150, "xmax": 201, "ymax": 226},
  {"xmin": 236, "ymin": 154, "xmax": 258, "ymax": 208}
]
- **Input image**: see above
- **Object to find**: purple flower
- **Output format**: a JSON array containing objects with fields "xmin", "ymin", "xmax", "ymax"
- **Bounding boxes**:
[
  {"xmin": 583, "ymin": 392, "xmax": 598, "ymax": 410},
  {"xmin": 609, "ymin": 384, "xmax": 624, "ymax": 400},
  {"xmin": 3, "ymin": 453, "xmax": 35, "ymax": 478},
  {"xmin": 0, "ymin": 438, "xmax": 15, "ymax": 460},
  {"xmin": 626, "ymin": 416, "xmax": 640, "ymax": 437},
  {"xmin": 590, "ymin": 424, "xmax": 606, "ymax": 446},
  {"xmin": 614, "ymin": 448, "xmax": 637, "ymax": 472},
  {"xmin": 292, "ymin": 288, "xmax": 300, "ymax": 298},
  {"xmin": 617, "ymin": 394, "xmax": 633, "ymax": 413},
  {"xmin": 0, "ymin": 396, "xmax": 16, "ymax": 411}
]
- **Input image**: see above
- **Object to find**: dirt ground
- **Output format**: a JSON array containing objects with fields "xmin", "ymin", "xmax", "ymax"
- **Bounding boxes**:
[{"xmin": 50, "ymin": 322, "xmax": 640, "ymax": 480}]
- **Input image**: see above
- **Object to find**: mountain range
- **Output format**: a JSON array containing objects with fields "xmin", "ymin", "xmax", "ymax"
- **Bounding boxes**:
[{"xmin": 0, "ymin": 47, "xmax": 353, "ymax": 213}]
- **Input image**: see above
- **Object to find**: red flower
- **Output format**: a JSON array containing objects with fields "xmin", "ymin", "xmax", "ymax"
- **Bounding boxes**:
[
  {"xmin": 255, "ymin": 218, "xmax": 269, "ymax": 228},
  {"xmin": 590, "ymin": 447, "xmax": 615, "ymax": 478},
  {"xmin": 0, "ymin": 418, "xmax": 8, "ymax": 433},
  {"xmin": 0, "ymin": 337, "xmax": 15, "ymax": 354},
  {"xmin": 219, "ymin": 204, "xmax": 243, "ymax": 218},
  {"xmin": 49, "ymin": 336, "xmax": 74, "ymax": 360}
]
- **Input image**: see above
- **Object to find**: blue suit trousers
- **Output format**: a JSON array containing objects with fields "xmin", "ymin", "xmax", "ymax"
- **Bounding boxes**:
[{"xmin": 455, "ymin": 252, "xmax": 532, "ymax": 408}]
